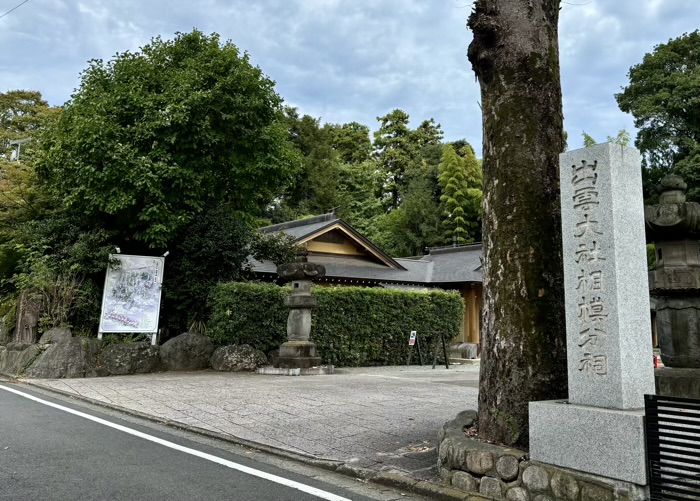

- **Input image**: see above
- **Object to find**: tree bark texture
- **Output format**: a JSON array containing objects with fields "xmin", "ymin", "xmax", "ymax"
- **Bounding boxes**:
[{"xmin": 467, "ymin": 0, "xmax": 567, "ymax": 448}]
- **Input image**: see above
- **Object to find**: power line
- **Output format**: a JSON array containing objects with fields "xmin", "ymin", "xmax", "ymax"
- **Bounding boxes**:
[{"xmin": 0, "ymin": 0, "xmax": 29, "ymax": 20}]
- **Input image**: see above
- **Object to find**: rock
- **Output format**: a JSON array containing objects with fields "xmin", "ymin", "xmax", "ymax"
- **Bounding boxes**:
[
  {"xmin": 580, "ymin": 483, "xmax": 613, "ymax": 501},
  {"xmin": 159, "ymin": 333, "xmax": 214, "ymax": 371},
  {"xmin": 479, "ymin": 477, "xmax": 503, "ymax": 499},
  {"xmin": 211, "ymin": 344, "xmax": 267, "ymax": 372},
  {"xmin": 39, "ymin": 327, "xmax": 72, "ymax": 345},
  {"xmin": 506, "ymin": 487, "xmax": 530, "ymax": 501},
  {"xmin": 463, "ymin": 343, "xmax": 478, "ymax": 359},
  {"xmin": 467, "ymin": 450, "xmax": 494, "ymax": 475},
  {"xmin": 522, "ymin": 465, "xmax": 549, "ymax": 492},
  {"xmin": 550, "ymin": 472, "xmax": 579, "ymax": 500},
  {"xmin": 532, "ymin": 495, "xmax": 554, "ymax": 501},
  {"xmin": 451, "ymin": 471, "xmax": 478, "ymax": 492},
  {"xmin": 24, "ymin": 338, "xmax": 101, "ymax": 378},
  {"xmin": 0, "ymin": 343, "xmax": 42, "ymax": 375},
  {"xmin": 439, "ymin": 467, "xmax": 453, "ymax": 483},
  {"xmin": 101, "ymin": 342, "xmax": 162, "ymax": 375},
  {"xmin": 0, "ymin": 320, "xmax": 10, "ymax": 346},
  {"xmin": 496, "ymin": 454, "xmax": 520, "ymax": 482},
  {"xmin": 442, "ymin": 440, "xmax": 468, "ymax": 471}
]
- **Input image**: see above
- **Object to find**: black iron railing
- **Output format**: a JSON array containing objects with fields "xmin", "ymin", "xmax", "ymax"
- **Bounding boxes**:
[{"xmin": 646, "ymin": 394, "xmax": 700, "ymax": 500}]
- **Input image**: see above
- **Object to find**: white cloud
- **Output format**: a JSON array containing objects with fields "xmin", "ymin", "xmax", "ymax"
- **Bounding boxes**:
[{"xmin": 0, "ymin": 0, "xmax": 698, "ymax": 155}]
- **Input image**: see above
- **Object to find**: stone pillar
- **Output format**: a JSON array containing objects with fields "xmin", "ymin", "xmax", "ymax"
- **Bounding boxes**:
[
  {"xmin": 645, "ymin": 175, "xmax": 700, "ymax": 367},
  {"xmin": 271, "ymin": 251, "xmax": 326, "ymax": 370},
  {"xmin": 645, "ymin": 175, "xmax": 700, "ymax": 397},
  {"xmin": 529, "ymin": 143, "xmax": 655, "ymax": 485},
  {"xmin": 14, "ymin": 291, "xmax": 39, "ymax": 345}
]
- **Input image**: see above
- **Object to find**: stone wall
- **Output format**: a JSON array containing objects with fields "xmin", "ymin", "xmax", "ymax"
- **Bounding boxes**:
[{"xmin": 438, "ymin": 411, "xmax": 649, "ymax": 501}]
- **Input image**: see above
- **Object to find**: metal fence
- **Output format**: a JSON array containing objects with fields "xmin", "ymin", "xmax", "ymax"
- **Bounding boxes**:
[{"xmin": 646, "ymin": 394, "xmax": 700, "ymax": 500}]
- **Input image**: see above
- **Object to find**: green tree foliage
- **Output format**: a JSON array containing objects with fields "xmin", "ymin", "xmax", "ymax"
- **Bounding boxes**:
[
  {"xmin": 581, "ymin": 129, "xmax": 631, "ymax": 148},
  {"xmin": 364, "ymin": 144, "xmax": 443, "ymax": 256},
  {"xmin": 327, "ymin": 121, "xmax": 372, "ymax": 164},
  {"xmin": 582, "ymin": 131, "xmax": 597, "ymax": 148},
  {"xmin": 278, "ymin": 108, "xmax": 342, "ymax": 217},
  {"xmin": 334, "ymin": 160, "xmax": 385, "ymax": 232},
  {"xmin": 163, "ymin": 204, "xmax": 297, "ymax": 332},
  {"xmin": 616, "ymin": 30, "xmax": 700, "ymax": 202},
  {"xmin": 373, "ymin": 109, "xmax": 443, "ymax": 209},
  {"xmin": 0, "ymin": 90, "xmax": 60, "ymax": 161},
  {"xmin": 0, "ymin": 91, "xmax": 64, "ymax": 291},
  {"xmin": 37, "ymin": 30, "xmax": 299, "ymax": 248},
  {"xmin": 607, "ymin": 129, "xmax": 631, "ymax": 147},
  {"xmin": 438, "ymin": 144, "xmax": 483, "ymax": 244}
]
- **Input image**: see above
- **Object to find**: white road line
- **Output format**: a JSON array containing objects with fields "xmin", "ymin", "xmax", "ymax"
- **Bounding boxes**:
[{"xmin": 0, "ymin": 384, "xmax": 351, "ymax": 501}]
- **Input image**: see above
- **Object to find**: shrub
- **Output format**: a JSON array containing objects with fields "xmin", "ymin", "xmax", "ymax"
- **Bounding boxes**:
[{"xmin": 207, "ymin": 281, "xmax": 464, "ymax": 367}]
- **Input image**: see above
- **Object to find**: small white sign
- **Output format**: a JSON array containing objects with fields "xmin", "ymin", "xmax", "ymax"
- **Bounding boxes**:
[
  {"xmin": 98, "ymin": 254, "xmax": 165, "ymax": 334},
  {"xmin": 409, "ymin": 331, "xmax": 417, "ymax": 346}
]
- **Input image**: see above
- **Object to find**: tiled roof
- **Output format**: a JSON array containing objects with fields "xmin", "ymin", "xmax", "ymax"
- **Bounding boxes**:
[
  {"xmin": 252, "ymin": 214, "xmax": 483, "ymax": 285},
  {"xmin": 260, "ymin": 213, "xmax": 338, "ymax": 240}
]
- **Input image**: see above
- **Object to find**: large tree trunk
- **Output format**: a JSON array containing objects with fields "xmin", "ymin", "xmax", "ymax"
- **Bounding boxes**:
[{"xmin": 467, "ymin": 0, "xmax": 567, "ymax": 448}]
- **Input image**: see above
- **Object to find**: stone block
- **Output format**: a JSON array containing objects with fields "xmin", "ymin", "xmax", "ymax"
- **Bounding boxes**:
[
  {"xmin": 532, "ymin": 495, "xmax": 554, "ymax": 501},
  {"xmin": 529, "ymin": 400, "xmax": 647, "ymax": 484},
  {"xmin": 505, "ymin": 487, "xmax": 530, "ymax": 501},
  {"xmin": 299, "ymin": 365, "xmax": 334, "ymax": 375},
  {"xmin": 496, "ymin": 454, "xmax": 520, "ymax": 482},
  {"xmin": 559, "ymin": 144, "xmax": 655, "ymax": 409},
  {"xmin": 479, "ymin": 477, "xmax": 503, "ymax": 499},
  {"xmin": 439, "ymin": 467, "xmax": 453, "ymax": 483},
  {"xmin": 655, "ymin": 295, "xmax": 700, "ymax": 367},
  {"xmin": 271, "ymin": 355, "xmax": 322, "ymax": 369},
  {"xmin": 449, "ymin": 343, "xmax": 479, "ymax": 359},
  {"xmin": 580, "ymin": 482, "xmax": 613, "ymax": 501},
  {"xmin": 655, "ymin": 367, "xmax": 700, "ymax": 398},
  {"xmin": 257, "ymin": 366, "xmax": 300, "ymax": 376},
  {"xmin": 522, "ymin": 465, "xmax": 549, "ymax": 492},
  {"xmin": 550, "ymin": 472, "xmax": 579, "ymax": 500},
  {"xmin": 451, "ymin": 471, "xmax": 477, "ymax": 492},
  {"xmin": 466, "ymin": 450, "xmax": 493, "ymax": 475}
]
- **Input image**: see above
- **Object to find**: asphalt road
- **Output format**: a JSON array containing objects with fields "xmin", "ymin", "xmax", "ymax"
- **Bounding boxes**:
[{"xmin": 0, "ymin": 383, "xmax": 411, "ymax": 501}]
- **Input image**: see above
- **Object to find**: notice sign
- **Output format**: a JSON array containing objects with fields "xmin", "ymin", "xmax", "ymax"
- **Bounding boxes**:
[
  {"xmin": 98, "ymin": 254, "xmax": 165, "ymax": 334},
  {"xmin": 409, "ymin": 331, "xmax": 417, "ymax": 346}
]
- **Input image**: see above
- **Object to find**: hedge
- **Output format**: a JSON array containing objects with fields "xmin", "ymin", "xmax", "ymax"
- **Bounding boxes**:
[{"xmin": 207, "ymin": 281, "xmax": 464, "ymax": 367}]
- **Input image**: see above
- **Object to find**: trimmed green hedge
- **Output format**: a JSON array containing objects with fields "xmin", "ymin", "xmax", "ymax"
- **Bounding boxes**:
[{"xmin": 207, "ymin": 281, "xmax": 464, "ymax": 367}]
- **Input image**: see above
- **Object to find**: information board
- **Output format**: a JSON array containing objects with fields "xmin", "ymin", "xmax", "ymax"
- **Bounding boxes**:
[{"xmin": 98, "ymin": 254, "xmax": 165, "ymax": 334}]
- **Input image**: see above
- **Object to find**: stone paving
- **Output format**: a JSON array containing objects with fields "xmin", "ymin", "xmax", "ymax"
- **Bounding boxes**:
[{"xmin": 22, "ymin": 364, "xmax": 479, "ymax": 481}]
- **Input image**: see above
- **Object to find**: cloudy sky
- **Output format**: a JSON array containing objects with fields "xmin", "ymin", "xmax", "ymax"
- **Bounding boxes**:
[{"xmin": 0, "ymin": 0, "xmax": 698, "ymax": 155}]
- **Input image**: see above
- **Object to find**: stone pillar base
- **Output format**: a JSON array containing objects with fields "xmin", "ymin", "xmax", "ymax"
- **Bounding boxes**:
[
  {"xmin": 278, "ymin": 340, "xmax": 318, "ymax": 357},
  {"xmin": 655, "ymin": 367, "xmax": 700, "ymax": 398},
  {"xmin": 529, "ymin": 400, "xmax": 647, "ymax": 485},
  {"xmin": 258, "ymin": 365, "xmax": 334, "ymax": 376},
  {"xmin": 271, "ymin": 356, "xmax": 322, "ymax": 369},
  {"xmin": 272, "ymin": 340, "xmax": 322, "ymax": 368}
]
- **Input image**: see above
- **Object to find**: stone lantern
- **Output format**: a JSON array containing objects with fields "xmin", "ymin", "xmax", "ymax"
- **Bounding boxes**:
[
  {"xmin": 270, "ymin": 249, "xmax": 330, "ymax": 373},
  {"xmin": 645, "ymin": 174, "xmax": 700, "ymax": 369}
]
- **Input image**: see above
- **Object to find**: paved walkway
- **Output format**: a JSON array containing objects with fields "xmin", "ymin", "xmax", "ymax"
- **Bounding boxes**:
[{"xmin": 21, "ymin": 364, "xmax": 480, "ymax": 482}]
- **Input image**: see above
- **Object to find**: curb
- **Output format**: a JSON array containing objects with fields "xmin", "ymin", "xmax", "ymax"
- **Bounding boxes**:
[{"xmin": 16, "ymin": 379, "xmax": 479, "ymax": 500}]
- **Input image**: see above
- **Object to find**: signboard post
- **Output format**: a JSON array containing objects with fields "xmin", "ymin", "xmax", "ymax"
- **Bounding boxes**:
[
  {"xmin": 406, "ymin": 331, "xmax": 423, "ymax": 366},
  {"xmin": 432, "ymin": 332, "xmax": 450, "ymax": 370},
  {"xmin": 98, "ymin": 254, "xmax": 165, "ymax": 345}
]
